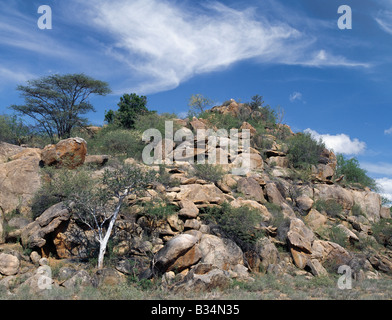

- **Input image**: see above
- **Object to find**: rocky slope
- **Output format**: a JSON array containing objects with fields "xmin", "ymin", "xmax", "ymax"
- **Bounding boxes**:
[{"xmin": 0, "ymin": 101, "xmax": 391, "ymax": 297}]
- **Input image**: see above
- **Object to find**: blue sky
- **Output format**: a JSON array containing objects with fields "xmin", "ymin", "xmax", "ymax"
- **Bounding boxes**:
[{"xmin": 0, "ymin": 0, "xmax": 392, "ymax": 200}]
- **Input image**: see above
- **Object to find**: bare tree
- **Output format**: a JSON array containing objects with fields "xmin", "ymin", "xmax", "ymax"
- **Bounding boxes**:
[{"xmin": 67, "ymin": 164, "xmax": 156, "ymax": 269}]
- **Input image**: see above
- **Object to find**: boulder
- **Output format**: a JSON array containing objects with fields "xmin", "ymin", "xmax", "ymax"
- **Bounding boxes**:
[
  {"xmin": 267, "ymin": 156, "xmax": 289, "ymax": 168},
  {"xmin": 0, "ymin": 148, "xmax": 41, "ymax": 215},
  {"xmin": 84, "ymin": 155, "xmax": 109, "ymax": 167},
  {"xmin": 304, "ymin": 209, "xmax": 327, "ymax": 231},
  {"xmin": 381, "ymin": 207, "xmax": 392, "ymax": 220},
  {"xmin": 350, "ymin": 190, "xmax": 381, "ymax": 222},
  {"xmin": 177, "ymin": 184, "xmax": 226, "ymax": 204},
  {"xmin": 61, "ymin": 270, "xmax": 92, "ymax": 289},
  {"xmin": 0, "ymin": 253, "xmax": 20, "ymax": 276},
  {"xmin": 287, "ymin": 218, "xmax": 315, "ymax": 269},
  {"xmin": 314, "ymin": 184, "xmax": 354, "ymax": 210},
  {"xmin": 198, "ymin": 234, "xmax": 244, "ymax": 271},
  {"xmin": 236, "ymin": 177, "xmax": 265, "ymax": 203},
  {"xmin": 178, "ymin": 200, "xmax": 199, "ymax": 219},
  {"xmin": 230, "ymin": 198, "xmax": 271, "ymax": 222},
  {"xmin": 240, "ymin": 122, "xmax": 257, "ymax": 136},
  {"xmin": 171, "ymin": 264, "xmax": 231, "ymax": 292},
  {"xmin": 154, "ymin": 234, "xmax": 199, "ymax": 272},
  {"xmin": 311, "ymin": 240, "xmax": 351, "ymax": 270},
  {"xmin": 0, "ymin": 142, "xmax": 23, "ymax": 163},
  {"xmin": 296, "ymin": 195, "xmax": 314, "ymax": 212},
  {"xmin": 41, "ymin": 137, "xmax": 87, "ymax": 169},
  {"xmin": 21, "ymin": 202, "xmax": 72, "ymax": 250},
  {"xmin": 231, "ymin": 153, "xmax": 264, "ymax": 172},
  {"xmin": 265, "ymin": 182, "xmax": 285, "ymax": 205},
  {"xmin": 368, "ymin": 254, "xmax": 392, "ymax": 275}
]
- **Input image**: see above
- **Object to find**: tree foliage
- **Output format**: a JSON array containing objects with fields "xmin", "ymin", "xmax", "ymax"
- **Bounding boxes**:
[
  {"xmin": 10, "ymin": 73, "xmax": 111, "ymax": 142},
  {"xmin": 286, "ymin": 132, "xmax": 325, "ymax": 169},
  {"xmin": 105, "ymin": 93, "xmax": 150, "ymax": 129},
  {"xmin": 188, "ymin": 94, "xmax": 214, "ymax": 117},
  {"xmin": 335, "ymin": 154, "xmax": 378, "ymax": 190}
]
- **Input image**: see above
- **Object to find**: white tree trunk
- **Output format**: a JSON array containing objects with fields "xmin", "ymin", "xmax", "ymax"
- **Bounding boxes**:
[{"xmin": 97, "ymin": 199, "xmax": 123, "ymax": 269}]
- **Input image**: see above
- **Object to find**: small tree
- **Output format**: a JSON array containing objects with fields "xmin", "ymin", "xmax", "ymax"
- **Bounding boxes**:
[
  {"xmin": 188, "ymin": 94, "xmax": 214, "ymax": 117},
  {"xmin": 66, "ymin": 164, "xmax": 156, "ymax": 269},
  {"xmin": 10, "ymin": 74, "xmax": 111, "ymax": 142},
  {"xmin": 105, "ymin": 93, "xmax": 149, "ymax": 129},
  {"xmin": 335, "ymin": 154, "xmax": 378, "ymax": 190}
]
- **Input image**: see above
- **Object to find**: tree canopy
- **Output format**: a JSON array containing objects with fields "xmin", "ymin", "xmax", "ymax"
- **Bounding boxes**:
[
  {"xmin": 105, "ymin": 93, "xmax": 150, "ymax": 129},
  {"xmin": 10, "ymin": 73, "xmax": 111, "ymax": 142}
]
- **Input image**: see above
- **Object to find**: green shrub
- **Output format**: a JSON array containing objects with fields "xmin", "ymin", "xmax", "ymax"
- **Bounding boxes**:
[
  {"xmin": 372, "ymin": 219, "xmax": 392, "ymax": 248},
  {"xmin": 134, "ymin": 112, "xmax": 179, "ymax": 137},
  {"xmin": 193, "ymin": 163, "xmax": 225, "ymax": 184},
  {"xmin": 98, "ymin": 129, "xmax": 144, "ymax": 160},
  {"xmin": 329, "ymin": 225, "xmax": 349, "ymax": 248},
  {"xmin": 314, "ymin": 199, "xmax": 343, "ymax": 218},
  {"xmin": 351, "ymin": 203, "xmax": 365, "ymax": 217},
  {"xmin": 31, "ymin": 166, "xmax": 93, "ymax": 219},
  {"xmin": 335, "ymin": 154, "xmax": 378, "ymax": 190},
  {"xmin": 201, "ymin": 202, "xmax": 264, "ymax": 250},
  {"xmin": 141, "ymin": 198, "xmax": 177, "ymax": 235},
  {"xmin": 0, "ymin": 114, "xmax": 31, "ymax": 145},
  {"xmin": 286, "ymin": 132, "xmax": 325, "ymax": 169},
  {"xmin": 198, "ymin": 111, "xmax": 242, "ymax": 132}
]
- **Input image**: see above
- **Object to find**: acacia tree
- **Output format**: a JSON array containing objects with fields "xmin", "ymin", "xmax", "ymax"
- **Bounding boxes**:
[
  {"xmin": 188, "ymin": 94, "xmax": 214, "ymax": 117},
  {"xmin": 10, "ymin": 73, "xmax": 111, "ymax": 142},
  {"xmin": 64, "ymin": 164, "xmax": 156, "ymax": 269}
]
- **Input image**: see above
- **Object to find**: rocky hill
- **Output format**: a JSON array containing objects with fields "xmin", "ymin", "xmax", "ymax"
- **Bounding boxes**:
[{"xmin": 0, "ymin": 99, "xmax": 392, "ymax": 298}]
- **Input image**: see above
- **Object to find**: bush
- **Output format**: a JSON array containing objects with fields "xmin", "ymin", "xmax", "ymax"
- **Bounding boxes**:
[
  {"xmin": 286, "ymin": 132, "xmax": 325, "ymax": 169},
  {"xmin": 201, "ymin": 202, "xmax": 264, "ymax": 250},
  {"xmin": 31, "ymin": 166, "xmax": 93, "ymax": 219},
  {"xmin": 193, "ymin": 163, "xmax": 225, "ymax": 184},
  {"xmin": 198, "ymin": 111, "xmax": 242, "ymax": 132},
  {"xmin": 372, "ymin": 219, "xmax": 392, "ymax": 248},
  {"xmin": 351, "ymin": 203, "xmax": 365, "ymax": 217},
  {"xmin": 0, "ymin": 114, "xmax": 31, "ymax": 145},
  {"xmin": 98, "ymin": 129, "xmax": 145, "ymax": 160},
  {"xmin": 134, "ymin": 112, "xmax": 179, "ymax": 137},
  {"xmin": 335, "ymin": 154, "xmax": 378, "ymax": 190},
  {"xmin": 314, "ymin": 199, "xmax": 343, "ymax": 218},
  {"xmin": 140, "ymin": 198, "xmax": 177, "ymax": 235}
]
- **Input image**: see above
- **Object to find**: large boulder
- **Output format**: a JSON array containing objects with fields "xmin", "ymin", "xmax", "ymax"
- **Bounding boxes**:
[
  {"xmin": 198, "ymin": 234, "xmax": 244, "ymax": 271},
  {"xmin": 287, "ymin": 218, "xmax": 315, "ymax": 269},
  {"xmin": 236, "ymin": 177, "xmax": 265, "ymax": 203},
  {"xmin": 177, "ymin": 184, "xmax": 226, "ymax": 205},
  {"xmin": 0, "ymin": 147, "xmax": 42, "ymax": 215},
  {"xmin": 21, "ymin": 202, "xmax": 72, "ymax": 251},
  {"xmin": 314, "ymin": 184, "xmax": 354, "ymax": 210},
  {"xmin": 0, "ymin": 253, "xmax": 20, "ymax": 276},
  {"xmin": 154, "ymin": 234, "xmax": 199, "ymax": 273},
  {"xmin": 41, "ymin": 137, "xmax": 87, "ymax": 169},
  {"xmin": 350, "ymin": 190, "xmax": 381, "ymax": 223}
]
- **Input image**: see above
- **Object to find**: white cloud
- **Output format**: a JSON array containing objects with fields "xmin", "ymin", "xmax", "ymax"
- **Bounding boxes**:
[
  {"xmin": 83, "ymin": 0, "xmax": 369, "ymax": 94},
  {"xmin": 385, "ymin": 127, "xmax": 392, "ymax": 135},
  {"xmin": 376, "ymin": 177, "xmax": 392, "ymax": 202},
  {"xmin": 304, "ymin": 129, "xmax": 366, "ymax": 155},
  {"xmin": 375, "ymin": 11, "xmax": 392, "ymax": 35},
  {"xmin": 289, "ymin": 92, "xmax": 303, "ymax": 103},
  {"xmin": 361, "ymin": 162, "xmax": 392, "ymax": 176}
]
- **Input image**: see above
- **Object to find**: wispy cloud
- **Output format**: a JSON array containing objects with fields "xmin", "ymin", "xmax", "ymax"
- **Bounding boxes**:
[
  {"xmin": 375, "ymin": 10, "xmax": 392, "ymax": 35},
  {"xmin": 81, "ymin": 0, "xmax": 369, "ymax": 94},
  {"xmin": 385, "ymin": 127, "xmax": 392, "ymax": 135},
  {"xmin": 304, "ymin": 129, "xmax": 366, "ymax": 155},
  {"xmin": 361, "ymin": 162, "xmax": 392, "ymax": 176},
  {"xmin": 289, "ymin": 92, "xmax": 304, "ymax": 103}
]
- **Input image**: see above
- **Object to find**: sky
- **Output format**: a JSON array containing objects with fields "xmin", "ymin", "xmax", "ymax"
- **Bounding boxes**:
[{"xmin": 0, "ymin": 0, "xmax": 392, "ymax": 201}]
